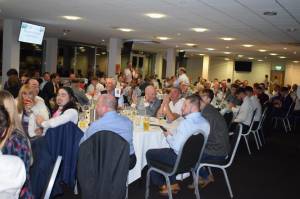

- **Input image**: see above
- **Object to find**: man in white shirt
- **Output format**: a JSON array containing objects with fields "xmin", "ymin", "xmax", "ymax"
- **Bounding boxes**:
[
  {"xmin": 146, "ymin": 95, "xmax": 210, "ymax": 195},
  {"xmin": 0, "ymin": 152, "xmax": 26, "ymax": 199},
  {"xmin": 87, "ymin": 77, "xmax": 105, "ymax": 98},
  {"xmin": 124, "ymin": 62, "xmax": 133, "ymax": 83},
  {"xmin": 40, "ymin": 72, "xmax": 50, "ymax": 91},
  {"xmin": 157, "ymin": 87, "xmax": 185, "ymax": 122},
  {"xmin": 245, "ymin": 86, "xmax": 262, "ymax": 129},
  {"xmin": 174, "ymin": 67, "xmax": 189, "ymax": 87},
  {"xmin": 231, "ymin": 87, "xmax": 255, "ymax": 132}
]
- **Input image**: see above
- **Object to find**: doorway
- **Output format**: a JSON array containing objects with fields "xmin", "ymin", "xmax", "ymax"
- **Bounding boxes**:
[{"xmin": 270, "ymin": 70, "xmax": 285, "ymax": 90}]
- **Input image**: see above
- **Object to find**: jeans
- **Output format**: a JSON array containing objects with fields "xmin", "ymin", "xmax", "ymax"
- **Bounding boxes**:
[
  {"xmin": 146, "ymin": 148, "xmax": 177, "ymax": 186},
  {"xmin": 198, "ymin": 153, "xmax": 227, "ymax": 179}
]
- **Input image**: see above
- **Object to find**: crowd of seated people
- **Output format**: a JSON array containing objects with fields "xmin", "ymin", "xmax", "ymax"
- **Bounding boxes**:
[{"xmin": 1, "ymin": 65, "xmax": 300, "ymax": 198}]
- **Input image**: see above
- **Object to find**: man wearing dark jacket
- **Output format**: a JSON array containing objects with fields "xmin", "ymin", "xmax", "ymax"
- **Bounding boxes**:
[{"xmin": 196, "ymin": 89, "xmax": 230, "ymax": 188}]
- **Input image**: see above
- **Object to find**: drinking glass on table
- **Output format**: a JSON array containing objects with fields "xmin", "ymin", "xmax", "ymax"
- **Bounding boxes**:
[{"xmin": 143, "ymin": 116, "xmax": 150, "ymax": 131}]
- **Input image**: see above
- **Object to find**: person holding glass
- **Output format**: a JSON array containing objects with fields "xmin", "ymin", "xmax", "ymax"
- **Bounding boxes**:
[
  {"xmin": 157, "ymin": 87, "xmax": 185, "ymax": 122},
  {"xmin": 17, "ymin": 84, "xmax": 49, "ymax": 138},
  {"xmin": 0, "ymin": 90, "xmax": 34, "ymax": 199}
]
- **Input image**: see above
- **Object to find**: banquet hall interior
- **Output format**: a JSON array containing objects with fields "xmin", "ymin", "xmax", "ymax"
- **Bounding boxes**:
[{"xmin": 0, "ymin": 0, "xmax": 300, "ymax": 199}]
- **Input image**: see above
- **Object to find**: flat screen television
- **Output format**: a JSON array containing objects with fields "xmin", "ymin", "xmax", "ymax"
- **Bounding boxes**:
[
  {"xmin": 234, "ymin": 61, "xmax": 252, "ymax": 72},
  {"xmin": 18, "ymin": 22, "xmax": 45, "ymax": 45}
]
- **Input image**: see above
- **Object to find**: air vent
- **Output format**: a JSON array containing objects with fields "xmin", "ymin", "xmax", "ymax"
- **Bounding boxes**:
[{"xmin": 124, "ymin": 39, "xmax": 160, "ymax": 44}]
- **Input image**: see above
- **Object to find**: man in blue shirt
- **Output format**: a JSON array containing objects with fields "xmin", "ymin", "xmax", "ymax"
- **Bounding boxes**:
[
  {"xmin": 146, "ymin": 94, "xmax": 210, "ymax": 195},
  {"xmin": 80, "ymin": 94, "xmax": 136, "ymax": 168}
]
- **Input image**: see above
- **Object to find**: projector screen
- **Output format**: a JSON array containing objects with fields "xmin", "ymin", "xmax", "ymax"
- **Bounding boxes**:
[{"xmin": 18, "ymin": 22, "xmax": 45, "ymax": 45}]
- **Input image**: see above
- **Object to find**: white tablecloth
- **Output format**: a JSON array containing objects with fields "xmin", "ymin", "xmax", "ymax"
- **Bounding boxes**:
[{"xmin": 80, "ymin": 117, "xmax": 184, "ymax": 184}]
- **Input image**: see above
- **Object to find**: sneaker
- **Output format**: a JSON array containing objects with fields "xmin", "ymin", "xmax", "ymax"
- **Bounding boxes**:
[{"xmin": 159, "ymin": 183, "xmax": 180, "ymax": 196}]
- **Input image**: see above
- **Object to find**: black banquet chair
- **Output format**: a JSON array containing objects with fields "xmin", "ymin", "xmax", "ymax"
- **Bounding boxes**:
[
  {"xmin": 77, "ymin": 131, "xmax": 130, "ymax": 199},
  {"xmin": 145, "ymin": 130, "xmax": 208, "ymax": 199}
]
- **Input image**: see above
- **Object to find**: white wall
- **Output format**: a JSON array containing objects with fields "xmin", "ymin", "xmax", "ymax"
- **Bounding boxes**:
[
  {"xmin": 186, "ymin": 56, "xmax": 203, "ymax": 83},
  {"xmin": 285, "ymin": 62, "xmax": 300, "ymax": 85},
  {"xmin": 233, "ymin": 61, "xmax": 271, "ymax": 84},
  {"xmin": 209, "ymin": 57, "xmax": 234, "ymax": 81},
  {"xmin": 208, "ymin": 57, "xmax": 272, "ymax": 85}
]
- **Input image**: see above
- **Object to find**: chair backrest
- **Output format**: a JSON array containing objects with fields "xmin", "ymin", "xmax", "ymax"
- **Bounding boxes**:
[
  {"xmin": 77, "ymin": 131, "xmax": 129, "ymax": 199},
  {"xmin": 45, "ymin": 122, "xmax": 83, "ymax": 190},
  {"xmin": 258, "ymin": 106, "xmax": 268, "ymax": 129},
  {"xmin": 171, "ymin": 131, "xmax": 207, "ymax": 175},
  {"xmin": 43, "ymin": 156, "xmax": 62, "ymax": 199},
  {"xmin": 248, "ymin": 109, "xmax": 257, "ymax": 131},
  {"xmin": 284, "ymin": 102, "xmax": 295, "ymax": 118},
  {"xmin": 223, "ymin": 112, "xmax": 234, "ymax": 128},
  {"xmin": 226, "ymin": 124, "xmax": 243, "ymax": 167}
]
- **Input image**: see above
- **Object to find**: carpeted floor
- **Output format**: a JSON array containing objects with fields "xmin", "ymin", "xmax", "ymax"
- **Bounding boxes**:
[{"xmin": 55, "ymin": 127, "xmax": 300, "ymax": 199}]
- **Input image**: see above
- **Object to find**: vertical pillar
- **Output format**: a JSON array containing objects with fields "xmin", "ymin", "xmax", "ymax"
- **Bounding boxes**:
[
  {"xmin": 107, "ymin": 38, "xmax": 122, "ymax": 77},
  {"xmin": 2, "ymin": 19, "xmax": 20, "ymax": 84},
  {"xmin": 166, "ymin": 48, "xmax": 176, "ymax": 77},
  {"xmin": 202, "ymin": 55, "xmax": 210, "ymax": 80},
  {"xmin": 155, "ymin": 52, "xmax": 163, "ymax": 80},
  {"xmin": 43, "ymin": 37, "xmax": 58, "ymax": 74}
]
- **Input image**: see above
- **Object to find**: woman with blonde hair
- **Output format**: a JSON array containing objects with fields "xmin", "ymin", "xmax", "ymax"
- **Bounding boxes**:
[
  {"xmin": 0, "ymin": 90, "xmax": 34, "ymax": 199},
  {"xmin": 17, "ymin": 84, "xmax": 49, "ymax": 138}
]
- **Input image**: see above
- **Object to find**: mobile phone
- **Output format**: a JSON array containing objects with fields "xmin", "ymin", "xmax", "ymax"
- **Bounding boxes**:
[{"xmin": 159, "ymin": 125, "xmax": 167, "ymax": 132}]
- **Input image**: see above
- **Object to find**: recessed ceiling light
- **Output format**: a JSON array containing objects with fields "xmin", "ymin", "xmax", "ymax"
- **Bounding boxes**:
[
  {"xmin": 156, "ymin": 36, "xmax": 170, "ymax": 40},
  {"xmin": 283, "ymin": 47, "xmax": 287, "ymax": 50},
  {"xmin": 242, "ymin": 44, "xmax": 254, "ymax": 47},
  {"xmin": 224, "ymin": 58, "xmax": 230, "ymax": 61},
  {"xmin": 293, "ymin": 60, "xmax": 299, "ymax": 63},
  {"xmin": 175, "ymin": 45, "xmax": 179, "ymax": 48},
  {"xmin": 226, "ymin": 46, "xmax": 230, "ymax": 49},
  {"xmin": 279, "ymin": 56, "xmax": 286, "ymax": 59},
  {"xmin": 101, "ymin": 39, "xmax": 105, "ymax": 42},
  {"xmin": 145, "ymin": 13, "xmax": 166, "ymax": 19},
  {"xmin": 224, "ymin": 52, "xmax": 231, "ymax": 54},
  {"xmin": 258, "ymin": 60, "xmax": 263, "ymax": 62},
  {"xmin": 179, "ymin": 50, "xmax": 185, "ymax": 52},
  {"xmin": 186, "ymin": 43, "xmax": 196, "ymax": 46},
  {"xmin": 220, "ymin": 37, "xmax": 235, "ymax": 41},
  {"xmin": 238, "ymin": 54, "xmax": 244, "ymax": 58},
  {"xmin": 269, "ymin": 53, "xmax": 278, "ymax": 56},
  {"xmin": 294, "ymin": 51, "xmax": 297, "ymax": 54},
  {"xmin": 248, "ymin": 57, "xmax": 254, "ymax": 60},
  {"xmin": 263, "ymin": 11, "xmax": 277, "ymax": 16},
  {"xmin": 191, "ymin": 27, "xmax": 209, "ymax": 32},
  {"xmin": 258, "ymin": 49, "xmax": 267, "ymax": 52},
  {"xmin": 62, "ymin": 16, "xmax": 82, "ymax": 20},
  {"xmin": 117, "ymin": 28, "xmax": 134, "ymax": 32},
  {"xmin": 206, "ymin": 48, "xmax": 215, "ymax": 51}
]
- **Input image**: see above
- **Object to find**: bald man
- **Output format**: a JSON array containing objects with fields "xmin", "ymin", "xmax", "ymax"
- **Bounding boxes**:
[
  {"xmin": 134, "ymin": 85, "xmax": 161, "ymax": 117},
  {"xmin": 80, "ymin": 94, "xmax": 136, "ymax": 167},
  {"xmin": 101, "ymin": 78, "xmax": 124, "ymax": 107}
]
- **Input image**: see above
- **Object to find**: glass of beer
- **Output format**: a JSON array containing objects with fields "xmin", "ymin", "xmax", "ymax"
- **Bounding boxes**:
[{"xmin": 143, "ymin": 116, "xmax": 150, "ymax": 131}]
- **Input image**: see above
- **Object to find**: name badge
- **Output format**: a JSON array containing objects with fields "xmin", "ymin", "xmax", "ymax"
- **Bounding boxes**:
[{"xmin": 115, "ymin": 88, "xmax": 121, "ymax": 98}]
